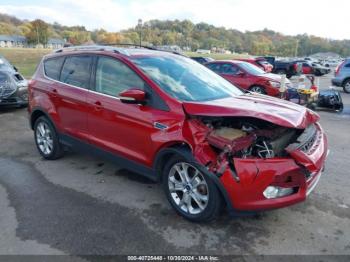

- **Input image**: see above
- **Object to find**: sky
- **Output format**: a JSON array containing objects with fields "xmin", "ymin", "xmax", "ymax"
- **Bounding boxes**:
[{"xmin": 0, "ymin": 0, "xmax": 348, "ymax": 40}]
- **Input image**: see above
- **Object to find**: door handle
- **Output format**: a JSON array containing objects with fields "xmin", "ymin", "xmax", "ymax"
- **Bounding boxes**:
[
  {"xmin": 51, "ymin": 88, "xmax": 58, "ymax": 97},
  {"xmin": 94, "ymin": 101, "xmax": 103, "ymax": 111}
]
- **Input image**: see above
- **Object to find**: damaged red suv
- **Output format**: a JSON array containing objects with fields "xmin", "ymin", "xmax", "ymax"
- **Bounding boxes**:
[{"xmin": 28, "ymin": 46, "xmax": 328, "ymax": 222}]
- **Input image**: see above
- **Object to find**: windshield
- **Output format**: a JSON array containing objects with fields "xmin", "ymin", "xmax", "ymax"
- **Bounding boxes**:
[
  {"xmin": 131, "ymin": 55, "xmax": 243, "ymax": 102},
  {"xmin": 0, "ymin": 57, "xmax": 15, "ymax": 72},
  {"xmin": 239, "ymin": 62, "xmax": 266, "ymax": 75}
]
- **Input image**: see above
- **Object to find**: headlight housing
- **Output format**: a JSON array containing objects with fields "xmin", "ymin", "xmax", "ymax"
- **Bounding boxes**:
[{"xmin": 269, "ymin": 81, "xmax": 281, "ymax": 88}]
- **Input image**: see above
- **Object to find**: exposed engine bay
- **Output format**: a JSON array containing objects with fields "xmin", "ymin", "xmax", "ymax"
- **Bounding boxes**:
[
  {"xmin": 188, "ymin": 116, "xmax": 306, "ymax": 179},
  {"xmin": 201, "ymin": 116, "xmax": 301, "ymax": 159}
]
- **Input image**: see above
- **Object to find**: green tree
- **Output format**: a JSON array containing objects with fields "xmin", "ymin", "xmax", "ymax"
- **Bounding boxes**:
[{"xmin": 25, "ymin": 19, "xmax": 50, "ymax": 45}]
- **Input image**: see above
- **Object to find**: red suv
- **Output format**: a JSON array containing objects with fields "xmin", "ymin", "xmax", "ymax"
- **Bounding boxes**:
[
  {"xmin": 28, "ymin": 46, "xmax": 328, "ymax": 222},
  {"xmin": 206, "ymin": 60, "xmax": 292, "ymax": 97}
]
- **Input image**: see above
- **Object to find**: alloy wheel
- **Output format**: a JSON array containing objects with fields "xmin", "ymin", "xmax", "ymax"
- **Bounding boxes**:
[
  {"xmin": 250, "ymin": 86, "xmax": 264, "ymax": 94},
  {"xmin": 168, "ymin": 162, "xmax": 209, "ymax": 215},
  {"xmin": 35, "ymin": 122, "xmax": 54, "ymax": 155},
  {"xmin": 344, "ymin": 81, "xmax": 350, "ymax": 93}
]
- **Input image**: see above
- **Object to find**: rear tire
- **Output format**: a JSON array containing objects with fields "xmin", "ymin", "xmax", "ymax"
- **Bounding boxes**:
[
  {"xmin": 162, "ymin": 155, "xmax": 222, "ymax": 222},
  {"xmin": 34, "ymin": 116, "xmax": 64, "ymax": 160},
  {"xmin": 343, "ymin": 79, "xmax": 350, "ymax": 93}
]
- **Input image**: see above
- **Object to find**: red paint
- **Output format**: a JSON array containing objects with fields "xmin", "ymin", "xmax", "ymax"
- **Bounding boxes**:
[
  {"xmin": 206, "ymin": 60, "xmax": 283, "ymax": 97},
  {"xmin": 302, "ymin": 63, "xmax": 313, "ymax": 74},
  {"xmin": 29, "ymin": 48, "xmax": 328, "ymax": 213},
  {"xmin": 236, "ymin": 58, "xmax": 273, "ymax": 73},
  {"xmin": 183, "ymin": 95, "xmax": 319, "ymax": 129}
]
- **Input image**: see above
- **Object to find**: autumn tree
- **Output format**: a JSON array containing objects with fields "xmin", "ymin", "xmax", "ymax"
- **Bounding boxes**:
[{"xmin": 25, "ymin": 19, "xmax": 50, "ymax": 45}]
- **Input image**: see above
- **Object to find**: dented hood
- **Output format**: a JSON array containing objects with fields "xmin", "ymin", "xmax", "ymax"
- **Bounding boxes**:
[{"xmin": 183, "ymin": 94, "xmax": 319, "ymax": 129}]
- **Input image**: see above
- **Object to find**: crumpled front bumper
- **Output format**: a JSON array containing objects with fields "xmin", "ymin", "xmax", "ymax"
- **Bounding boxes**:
[
  {"xmin": 0, "ymin": 86, "xmax": 28, "ymax": 106},
  {"xmin": 219, "ymin": 122, "xmax": 328, "ymax": 211}
]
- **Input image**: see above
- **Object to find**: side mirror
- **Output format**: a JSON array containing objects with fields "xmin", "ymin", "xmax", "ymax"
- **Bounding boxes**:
[
  {"xmin": 237, "ymin": 70, "xmax": 245, "ymax": 77},
  {"xmin": 13, "ymin": 66, "xmax": 18, "ymax": 72},
  {"xmin": 119, "ymin": 88, "xmax": 146, "ymax": 105}
]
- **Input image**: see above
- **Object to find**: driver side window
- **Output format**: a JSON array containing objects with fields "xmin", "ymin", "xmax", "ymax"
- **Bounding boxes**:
[{"xmin": 95, "ymin": 57, "xmax": 145, "ymax": 97}]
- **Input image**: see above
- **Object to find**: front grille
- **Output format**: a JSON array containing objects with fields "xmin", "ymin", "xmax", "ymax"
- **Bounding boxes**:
[
  {"xmin": 300, "ymin": 132, "xmax": 317, "ymax": 153},
  {"xmin": 298, "ymin": 124, "xmax": 321, "ymax": 155}
]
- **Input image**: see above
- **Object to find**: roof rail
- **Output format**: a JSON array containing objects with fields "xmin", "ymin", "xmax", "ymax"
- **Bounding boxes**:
[
  {"xmin": 53, "ymin": 43, "xmax": 187, "ymax": 57},
  {"xmin": 53, "ymin": 45, "xmax": 130, "ymax": 55},
  {"xmin": 98, "ymin": 43, "xmax": 187, "ymax": 57}
]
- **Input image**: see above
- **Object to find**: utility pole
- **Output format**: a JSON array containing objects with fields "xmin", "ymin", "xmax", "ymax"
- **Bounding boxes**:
[
  {"xmin": 294, "ymin": 39, "xmax": 299, "ymax": 57},
  {"xmin": 138, "ymin": 19, "xmax": 142, "ymax": 47}
]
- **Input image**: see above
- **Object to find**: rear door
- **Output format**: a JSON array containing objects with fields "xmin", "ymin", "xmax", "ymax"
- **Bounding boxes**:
[
  {"xmin": 302, "ymin": 63, "xmax": 313, "ymax": 74},
  {"xmin": 55, "ymin": 55, "xmax": 92, "ymax": 141}
]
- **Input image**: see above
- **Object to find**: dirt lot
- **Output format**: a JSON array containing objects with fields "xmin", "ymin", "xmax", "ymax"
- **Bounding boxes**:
[{"xmin": 0, "ymin": 75, "xmax": 349, "ymax": 257}]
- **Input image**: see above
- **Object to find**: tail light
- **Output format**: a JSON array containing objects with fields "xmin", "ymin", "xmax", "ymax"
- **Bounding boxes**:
[
  {"xmin": 293, "ymin": 63, "xmax": 298, "ymax": 72},
  {"xmin": 335, "ymin": 62, "xmax": 344, "ymax": 76}
]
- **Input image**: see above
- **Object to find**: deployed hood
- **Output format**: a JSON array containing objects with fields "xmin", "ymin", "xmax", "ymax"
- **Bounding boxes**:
[{"xmin": 183, "ymin": 94, "xmax": 319, "ymax": 129}]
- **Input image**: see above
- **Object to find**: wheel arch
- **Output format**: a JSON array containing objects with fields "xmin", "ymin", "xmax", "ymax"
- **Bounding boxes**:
[
  {"xmin": 342, "ymin": 77, "xmax": 350, "ymax": 87},
  {"xmin": 30, "ymin": 108, "xmax": 54, "ymax": 130},
  {"xmin": 153, "ymin": 143, "xmax": 236, "ymax": 214}
]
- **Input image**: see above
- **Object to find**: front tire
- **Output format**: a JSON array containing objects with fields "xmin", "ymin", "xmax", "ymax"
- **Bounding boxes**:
[
  {"xmin": 34, "ymin": 116, "xmax": 64, "ymax": 160},
  {"xmin": 249, "ymin": 85, "xmax": 266, "ymax": 94},
  {"xmin": 162, "ymin": 156, "xmax": 222, "ymax": 222}
]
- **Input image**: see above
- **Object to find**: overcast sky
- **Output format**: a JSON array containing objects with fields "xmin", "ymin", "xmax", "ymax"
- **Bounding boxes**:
[{"xmin": 0, "ymin": 0, "xmax": 348, "ymax": 40}]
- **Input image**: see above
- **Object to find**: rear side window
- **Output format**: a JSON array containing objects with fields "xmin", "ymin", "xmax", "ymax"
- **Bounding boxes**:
[
  {"xmin": 95, "ymin": 56, "xmax": 144, "ymax": 97},
  {"xmin": 60, "ymin": 56, "xmax": 92, "ymax": 89},
  {"xmin": 345, "ymin": 63, "xmax": 350, "ymax": 68},
  {"xmin": 221, "ymin": 63, "xmax": 239, "ymax": 74},
  {"xmin": 44, "ymin": 57, "xmax": 65, "ymax": 80},
  {"xmin": 206, "ymin": 63, "xmax": 221, "ymax": 73}
]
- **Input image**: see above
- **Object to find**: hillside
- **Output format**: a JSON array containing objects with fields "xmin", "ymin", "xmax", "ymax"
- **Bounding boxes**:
[{"xmin": 0, "ymin": 12, "xmax": 349, "ymax": 57}]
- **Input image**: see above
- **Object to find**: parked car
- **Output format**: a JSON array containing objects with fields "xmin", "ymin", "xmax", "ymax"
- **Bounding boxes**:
[
  {"xmin": 294, "ymin": 60, "xmax": 330, "ymax": 76},
  {"xmin": 190, "ymin": 56, "xmax": 214, "ymax": 65},
  {"xmin": 205, "ymin": 60, "xmax": 292, "ymax": 96},
  {"xmin": 310, "ymin": 62, "xmax": 331, "ymax": 76},
  {"xmin": 260, "ymin": 56, "xmax": 302, "ymax": 78},
  {"xmin": 236, "ymin": 58, "xmax": 273, "ymax": 73},
  {"xmin": 332, "ymin": 58, "xmax": 350, "ymax": 93},
  {"xmin": 29, "ymin": 46, "xmax": 328, "ymax": 222},
  {"xmin": 0, "ymin": 55, "xmax": 28, "ymax": 107},
  {"xmin": 322, "ymin": 60, "xmax": 341, "ymax": 68}
]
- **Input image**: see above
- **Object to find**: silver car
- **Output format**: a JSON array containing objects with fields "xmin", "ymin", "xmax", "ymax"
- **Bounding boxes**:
[
  {"xmin": 0, "ymin": 55, "xmax": 28, "ymax": 107},
  {"xmin": 332, "ymin": 58, "xmax": 350, "ymax": 93}
]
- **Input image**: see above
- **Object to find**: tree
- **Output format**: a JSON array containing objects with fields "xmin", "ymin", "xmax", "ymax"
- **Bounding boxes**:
[{"xmin": 25, "ymin": 19, "xmax": 50, "ymax": 45}]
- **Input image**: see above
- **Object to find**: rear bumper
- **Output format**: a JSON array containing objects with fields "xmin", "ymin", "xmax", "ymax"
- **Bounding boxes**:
[
  {"xmin": 220, "ymin": 123, "xmax": 328, "ymax": 211},
  {"xmin": 331, "ymin": 77, "xmax": 342, "ymax": 87}
]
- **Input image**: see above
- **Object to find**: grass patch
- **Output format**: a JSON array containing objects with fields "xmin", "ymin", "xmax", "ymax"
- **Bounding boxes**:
[{"xmin": 0, "ymin": 48, "xmax": 51, "ymax": 78}]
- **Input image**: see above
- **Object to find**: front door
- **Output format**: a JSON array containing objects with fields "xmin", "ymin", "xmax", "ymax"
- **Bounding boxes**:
[{"xmin": 87, "ymin": 56, "xmax": 162, "ymax": 167}]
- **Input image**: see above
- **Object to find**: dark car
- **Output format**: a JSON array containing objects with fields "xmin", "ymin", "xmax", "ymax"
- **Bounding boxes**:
[
  {"xmin": 190, "ymin": 56, "xmax": 214, "ymax": 64},
  {"xmin": 28, "ymin": 45, "xmax": 328, "ymax": 222},
  {"xmin": 260, "ymin": 56, "xmax": 302, "ymax": 78},
  {"xmin": 206, "ymin": 60, "xmax": 292, "ymax": 96},
  {"xmin": 0, "ymin": 55, "xmax": 28, "ymax": 107}
]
